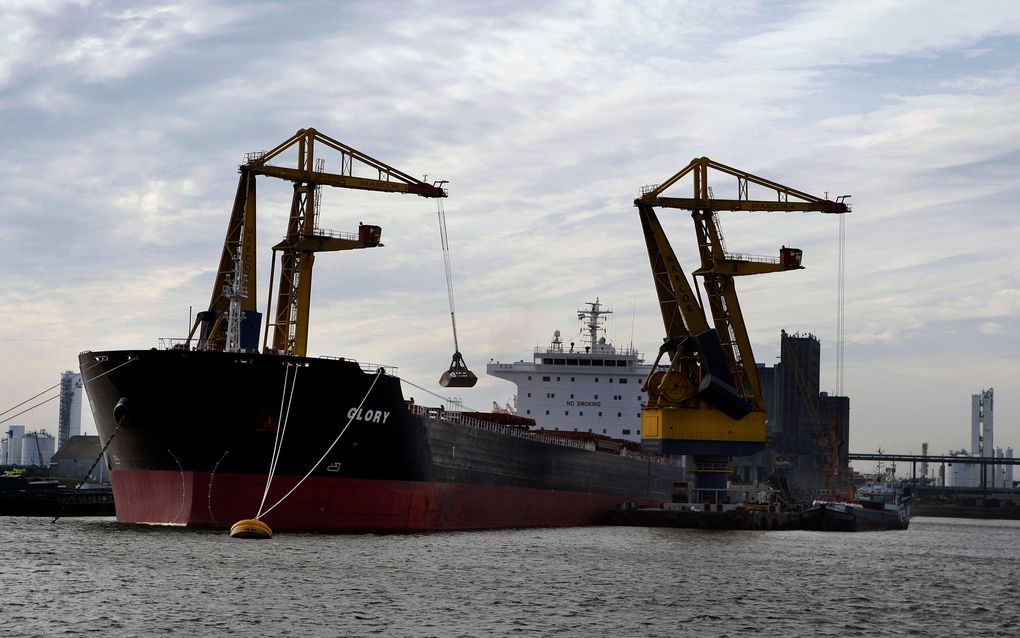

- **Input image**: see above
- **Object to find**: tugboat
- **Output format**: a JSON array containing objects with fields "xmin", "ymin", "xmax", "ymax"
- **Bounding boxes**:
[{"xmin": 802, "ymin": 475, "xmax": 913, "ymax": 532}]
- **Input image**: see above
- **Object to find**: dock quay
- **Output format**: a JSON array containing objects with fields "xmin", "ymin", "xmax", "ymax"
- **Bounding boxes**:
[{"xmin": 606, "ymin": 502, "xmax": 802, "ymax": 531}]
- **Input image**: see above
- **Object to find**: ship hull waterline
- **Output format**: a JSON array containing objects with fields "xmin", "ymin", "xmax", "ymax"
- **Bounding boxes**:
[{"xmin": 80, "ymin": 349, "xmax": 686, "ymax": 532}]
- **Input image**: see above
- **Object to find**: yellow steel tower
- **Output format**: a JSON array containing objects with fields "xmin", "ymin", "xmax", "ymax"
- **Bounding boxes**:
[
  {"xmin": 635, "ymin": 157, "xmax": 849, "ymax": 497},
  {"xmin": 190, "ymin": 128, "xmax": 447, "ymax": 356}
]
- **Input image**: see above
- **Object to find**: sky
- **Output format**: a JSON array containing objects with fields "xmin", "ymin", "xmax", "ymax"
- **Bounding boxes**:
[{"xmin": 1, "ymin": 0, "xmax": 1018, "ymax": 459}]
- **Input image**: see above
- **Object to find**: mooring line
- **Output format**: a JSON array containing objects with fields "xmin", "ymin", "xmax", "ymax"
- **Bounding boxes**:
[
  {"xmin": 51, "ymin": 422, "xmax": 121, "ymax": 524},
  {"xmin": 257, "ymin": 363, "xmax": 300, "ymax": 518},
  {"xmin": 257, "ymin": 368, "xmax": 385, "ymax": 519},
  {"xmin": 81, "ymin": 356, "xmax": 137, "ymax": 384}
]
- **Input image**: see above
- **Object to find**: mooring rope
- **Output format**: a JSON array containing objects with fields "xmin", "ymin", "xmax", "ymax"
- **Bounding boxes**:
[
  {"xmin": 1, "ymin": 358, "xmax": 130, "ymax": 425},
  {"xmin": 81, "ymin": 357, "xmax": 137, "ymax": 384},
  {"xmin": 256, "ymin": 368, "xmax": 385, "ymax": 520},
  {"xmin": 51, "ymin": 422, "xmax": 121, "ymax": 523},
  {"xmin": 257, "ymin": 363, "xmax": 300, "ymax": 517}
]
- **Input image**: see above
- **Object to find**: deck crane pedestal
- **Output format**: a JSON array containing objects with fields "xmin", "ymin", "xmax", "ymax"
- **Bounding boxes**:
[
  {"xmin": 635, "ymin": 157, "xmax": 849, "ymax": 502},
  {"xmin": 187, "ymin": 127, "xmax": 447, "ymax": 358}
]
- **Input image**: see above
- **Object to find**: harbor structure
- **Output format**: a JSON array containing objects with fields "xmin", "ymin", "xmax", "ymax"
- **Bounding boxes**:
[
  {"xmin": 1, "ymin": 425, "xmax": 56, "ymax": 467},
  {"xmin": 734, "ymin": 332, "xmax": 850, "ymax": 495},
  {"xmin": 945, "ymin": 389, "xmax": 1013, "ymax": 488},
  {"xmin": 49, "ymin": 435, "xmax": 108, "ymax": 482},
  {"xmin": 57, "ymin": 370, "xmax": 84, "ymax": 449}
]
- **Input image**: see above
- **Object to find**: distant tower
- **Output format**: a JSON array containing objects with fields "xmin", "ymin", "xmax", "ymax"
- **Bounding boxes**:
[
  {"xmin": 921, "ymin": 442, "xmax": 929, "ymax": 481},
  {"xmin": 58, "ymin": 371, "xmax": 84, "ymax": 449},
  {"xmin": 1007, "ymin": 448, "xmax": 1015, "ymax": 490},
  {"xmin": 971, "ymin": 389, "xmax": 994, "ymax": 487}
]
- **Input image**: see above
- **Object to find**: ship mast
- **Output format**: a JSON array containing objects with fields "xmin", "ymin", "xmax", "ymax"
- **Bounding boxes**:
[
  {"xmin": 577, "ymin": 298, "xmax": 611, "ymax": 354},
  {"xmin": 222, "ymin": 251, "xmax": 248, "ymax": 353}
]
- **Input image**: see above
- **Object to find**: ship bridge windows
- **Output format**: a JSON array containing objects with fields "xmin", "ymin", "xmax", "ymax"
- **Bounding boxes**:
[
  {"xmin": 579, "ymin": 360, "xmax": 590, "ymax": 366},
  {"xmin": 593, "ymin": 360, "xmax": 604, "ymax": 366},
  {"xmin": 619, "ymin": 378, "xmax": 628, "ymax": 383},
  {"xmin": 554, "ymin": 358, "xmax": 566, "ymax": 365},
  {"xmin": 616, "ymin": 360, "xmax": 626, "ymax": 367},
  {"xmin": 542, "ymin": 358, "xmax": 553, "ymax": 364},
  {"xmin": 542, "ymin": 376, "xmax": 551, "ymax": 382},
  {"xmin": 566, "ymin": 359, "xmax": 578, "ymax": 365}
]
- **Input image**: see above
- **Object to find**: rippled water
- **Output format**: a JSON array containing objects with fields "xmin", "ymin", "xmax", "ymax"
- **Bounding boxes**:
[{"xmin": 2, "ymin": 516, "xmax": 1018, "ymax": 637}]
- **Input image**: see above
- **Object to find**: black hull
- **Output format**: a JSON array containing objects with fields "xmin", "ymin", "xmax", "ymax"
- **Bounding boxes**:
[
  {"xmin": 79, "ymin": 349, "xmax": 688, "ymax": 530},
  {"xmin": 802, "ymin": 501, "xmax": 910, "ymax": 532}
]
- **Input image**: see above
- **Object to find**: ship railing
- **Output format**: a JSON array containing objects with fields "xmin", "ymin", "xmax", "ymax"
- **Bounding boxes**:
[
  {"xmin": 532, "ymin": 345, "xmax": 645, "ymax": 359},
  {"xmin": 318, "ymin": 355, "xmax": 398, "ymax": 376},
  {"xmin": 722, "ymin": 252, "xmax": 780, "ymax": 265},
  {"xmin": 617, "ymin": 446, "xmax": 685, "ymax": 467},
  {"xmin": 158, "ymin": 337, "xmax": 191, "ymax": 350},
  {"xmin": 311, "ymin": 227, "xmax": 359, "ymax": 241},
  {"xmin": 408, "ymin": 405, "xmax": 596, "ymax": 452}
]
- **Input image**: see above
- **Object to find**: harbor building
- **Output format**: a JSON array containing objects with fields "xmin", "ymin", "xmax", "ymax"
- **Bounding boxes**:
[
  {"xmin": 58, "ymin": 370, "xmax": 84, "ymax": 449},
  {"xmin": 50, "ymin": 435, "xmax": 108, "ymax": 482},
  {"xmin": 944, "ymin": 388, "xmax": 1013, "ymax": 489},
  {"xmin": 737, "ymin": 331, "xmax": 850, "ymax": 494},
  {"xmin": 1, "ymin": 425, "xmax": 56, "ymax": 467}
]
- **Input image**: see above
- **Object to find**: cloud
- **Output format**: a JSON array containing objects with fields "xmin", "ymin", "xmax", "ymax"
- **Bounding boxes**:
[{"xmin": 1, "ymin": 1, "xmax": 1018, "ymax": 455}]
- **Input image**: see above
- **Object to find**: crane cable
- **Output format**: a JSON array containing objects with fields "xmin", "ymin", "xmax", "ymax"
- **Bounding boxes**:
[
  {"xmin": 836, "ymin": 213, "xmax": 846, "ymax": 396},
  {"xmin": 437, "ymin": 198, "xmax": 460, "ymax": 353}
]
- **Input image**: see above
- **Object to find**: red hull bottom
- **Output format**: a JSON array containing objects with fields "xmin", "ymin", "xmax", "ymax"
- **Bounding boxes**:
[{"xmin": 111, "ymin": 470, "xmax": 665, "ymax": 532}]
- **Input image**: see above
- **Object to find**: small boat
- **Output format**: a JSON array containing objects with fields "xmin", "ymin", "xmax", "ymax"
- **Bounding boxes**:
[
  {"xmin": 802, "ymin": 481, "xmax": 912, "ymax": 532},
  {"xmin": 0, "ymin": 470, "xmax": 115, "ymax": 517}
]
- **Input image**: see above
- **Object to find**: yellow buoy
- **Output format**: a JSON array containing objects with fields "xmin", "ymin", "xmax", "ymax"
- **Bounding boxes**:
[{"xmin": 229, "ymin": 518, "xmax": 273, "ymax": 539}]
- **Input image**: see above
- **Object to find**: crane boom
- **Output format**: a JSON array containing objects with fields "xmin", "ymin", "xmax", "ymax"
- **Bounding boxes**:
[
  {"xmin": 191, "ymin": 128, "xmax": 446, "ymax": 356},
  {"xmin": 636, "ymin": 156, "xmax": 849, "ymax": 499}
]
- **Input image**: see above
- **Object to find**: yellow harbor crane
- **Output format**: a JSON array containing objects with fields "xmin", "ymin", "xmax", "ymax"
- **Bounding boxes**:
[
  {"xmin": 188, "ymin": 128, "xmax": 447, "ymax": 359},
  {"xmin": 635, "ymin": 157, "xmax": 849, "ymax": 499}
]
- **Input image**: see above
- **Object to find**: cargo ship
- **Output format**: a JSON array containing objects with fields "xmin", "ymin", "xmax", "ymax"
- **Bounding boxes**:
[
  {"xmin": 80, "ymin": 349, "xmax": 686, "ymax": 531},
  {"xmin": 78, "ymin": 129, "xmax": 687, "ymax": 532}
]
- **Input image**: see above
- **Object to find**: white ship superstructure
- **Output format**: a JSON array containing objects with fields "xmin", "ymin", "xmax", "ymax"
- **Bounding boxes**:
[{"xmin": 487, "ymin": 299, "xmax": 652, "ymax": 442}]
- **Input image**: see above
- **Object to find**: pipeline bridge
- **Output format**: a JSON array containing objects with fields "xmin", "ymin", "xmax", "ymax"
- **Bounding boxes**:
[{"xmin": 849, "ymin": 452, "xmax": 1020, "ymax": 492}]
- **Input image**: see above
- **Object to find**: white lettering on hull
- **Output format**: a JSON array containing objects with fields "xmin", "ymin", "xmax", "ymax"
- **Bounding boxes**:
[{"xmin": 346, "ymin": 407, "xmax": 391, "ymax": 424}]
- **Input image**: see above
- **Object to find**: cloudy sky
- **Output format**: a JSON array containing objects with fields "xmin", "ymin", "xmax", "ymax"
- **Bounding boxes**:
[{"xmin": 1, "ymin": 0, "xmax": 1018, "ymax": 459}]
